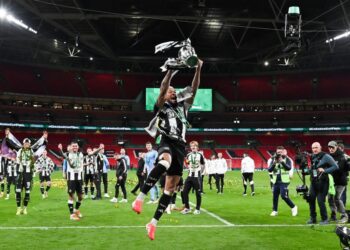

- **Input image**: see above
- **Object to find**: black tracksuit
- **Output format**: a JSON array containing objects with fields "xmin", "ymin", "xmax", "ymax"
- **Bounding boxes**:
[
  {"xmin": 114, "ymin": 158, "xmax": 127, "ymax": 199},
  {"xmin": 131, "ymin": 158, "xmax": 145, "ymax": 193}
]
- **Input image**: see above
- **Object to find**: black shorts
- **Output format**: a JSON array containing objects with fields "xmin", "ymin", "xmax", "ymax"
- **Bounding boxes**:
[
  {"xmin": 84, "ymin": 173, "xmax": 95, "ymax": 184},
  {"xmin": 157, "ymin": 137, "xmax": 186, "ymax": 176},
  {"xmin": 16, "ymin": 173, "xmax": 33, "ymax": 191},
  {"xmin": 242, "ymin": 173, "xmax": 254, "ymax": 182},
  {"xmin": 67, "ymin": 180, "xmax": 83, "ymax": 195},
  {"xmin": 7, "ymin": 176, "xmax": 17, "ymax": 185},
  {"xmin": 184, "ymin": 176, "xmax": 201, "ymax": 191},
  {"xmin": 39, "ymin": 174, "xmax": 51, "ymax": 182},
  {"xmin": 159, "ymin": 174, "xmax": 166, "ymax": 188}
]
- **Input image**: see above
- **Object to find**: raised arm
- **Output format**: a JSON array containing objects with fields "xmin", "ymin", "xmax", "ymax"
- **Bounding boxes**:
[
  {"xmin": 156, "ymin": 70, "xmax": 176, "ymax": 108},
  {"xmin": 91, "ymin": 143, "xmax": 104, "ymax": 155},
  {"xmin": 32, "ymin": 131, "xmax": 48, "ymax": 150},
  {"xmin": 186, "ymin": 59, "xmax": 203, "ymax": 105}
]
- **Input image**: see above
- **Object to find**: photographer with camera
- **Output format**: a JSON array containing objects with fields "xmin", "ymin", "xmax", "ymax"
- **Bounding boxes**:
[
  {"xmin": 268, "ymin": 146, "xmax": 298, "ymax": 217},
  {"xmin": 307, "ymin": 142, "xmax": 338, "ymax": 225},
  {"xmin": 327, "ymin": 141, "xmax": 350, "ymax": 223}
]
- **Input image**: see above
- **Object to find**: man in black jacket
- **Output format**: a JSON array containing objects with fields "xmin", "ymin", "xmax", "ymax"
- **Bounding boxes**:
[
  {"xmin": 110, "ymin": 153, "xmax": 128, "ymax": 203},
  {"xmin": 327, "ymin": 141, "xmax": 350, "ymax": 223},
  {"xmin": 338, "ymin": 143, "xmax": 350, "ymax": 206},
  {"xmin": 131, "ymin": 152, "xmax": 145, "ymax": 195},
  {"xmin": 307, "ymin": 142, "xmax": 338, "ymax": 225}
]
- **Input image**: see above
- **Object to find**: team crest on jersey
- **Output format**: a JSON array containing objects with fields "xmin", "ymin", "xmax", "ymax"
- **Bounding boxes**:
[{"xmin": 165, "ymin": 109, "xmax": 176, "ymax": 119}]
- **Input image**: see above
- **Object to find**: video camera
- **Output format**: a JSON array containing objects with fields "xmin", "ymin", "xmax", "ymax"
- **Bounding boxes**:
[
  {"xmin": 296, "ymin": 184, "xmax": 310, "ymax": 202},
  {"xmin": 294, "ymin": 152, "xmax": 310, "ymax": 202},
  {"xmin": 295, "ymin": 152, "xmax": 309, "ymax": 174}
]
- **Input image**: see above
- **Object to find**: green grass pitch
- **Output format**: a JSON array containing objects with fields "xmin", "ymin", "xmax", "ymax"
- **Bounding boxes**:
[{"xmin": 0, "ymin": 171, "xmax": 343, "ymax": 250}]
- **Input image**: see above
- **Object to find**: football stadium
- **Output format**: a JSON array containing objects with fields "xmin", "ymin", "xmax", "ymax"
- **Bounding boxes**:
[{"xmin": 0, "ymin": 1, "xmax": 350, "ymax": 249}]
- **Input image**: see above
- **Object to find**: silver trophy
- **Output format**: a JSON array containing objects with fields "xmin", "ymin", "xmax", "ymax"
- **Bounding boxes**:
[{"xmin": 155, "ymin": 38, "xmax": 198, "ymax": 72}]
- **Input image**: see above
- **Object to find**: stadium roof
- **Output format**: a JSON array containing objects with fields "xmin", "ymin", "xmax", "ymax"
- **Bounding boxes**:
[{"xmin": 1, "ymin": 0, "xmax": 350, "ymax": 74}]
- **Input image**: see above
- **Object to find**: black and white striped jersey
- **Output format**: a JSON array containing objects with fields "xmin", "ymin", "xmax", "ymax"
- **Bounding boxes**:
[
  {"xmin": 83, "ymin": 154, "xmax": 96, "ymax": 175},
  {"xmin": 16, "ymin": 148, "xmax": 35, "ymax": 173},
  {"xmin": 35, "ymin": 156, "xmax": 54, "ymax": 176},
  {"xmin": 66, "ymin": 152, "xmax": 84, "ymax": 181},
  {"xmin": 6, "ymin": 158, "xmax": 19, "ymax": 177},
  {"xmin": 156, "ymin": 101, "xmax": 191, "ymax": 143},
  {"xmin": 186, "ymin": 152, "xmax": 205, "ymax": 178}
]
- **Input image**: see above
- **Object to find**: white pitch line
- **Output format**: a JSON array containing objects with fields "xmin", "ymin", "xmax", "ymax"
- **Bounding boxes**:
[{"xmin": 0, "ymin": 224, "xmax": 334, "ymax": 230}]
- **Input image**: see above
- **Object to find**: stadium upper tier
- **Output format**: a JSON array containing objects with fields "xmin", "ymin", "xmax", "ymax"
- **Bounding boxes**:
[{"xmin": 1, "ymin": 63, "xmax": 350, "ymax": 101}]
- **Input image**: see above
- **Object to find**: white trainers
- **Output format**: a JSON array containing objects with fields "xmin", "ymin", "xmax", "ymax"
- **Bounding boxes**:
[
  {"xmin": 0, "ymin": 192, "xmax": 3, "ymax": 198},
  {"xmin": 104, "ymin": 193, "xmax": 110, "ymax": 198},
  {"xmin": 84, "ymin": 195, "xmax": 89, "ymax": 199},
  {"xmin": 181, "ymin": 208, "xmax": 191, "ymax": 214},
  {"xmin": 5, "ymin": 194, "xmax": 9, "ymax": 200},
  {"xmin": 193, "ymin": 209, "xmax": 201, "ymax": 215},
  {"xmin": 44, "ymin": 191, "xmax": 48, "ymax": 198},
  {"xmin": 146, "ymin": 200, "xmax": 154, "ymax": 204},
  {"xmin": 166, "ymin": 205, "xmax": 171, "ymax": 214},
  {"xmin": 170, "ymin": 204, "xmax": 176, "ymax": 210},
  {"xmin": 16, "ymin": 207, "xmax": 21, "ymax": 216},
  {"xmin": 152, "ymin": 199, "xmax": 159, "ymax": 204},
  {"xmin": 91, "ymin": 195, "xmax": 95, "ymax": 199},
  {"xmin": 110, "ymin": 197, "xmax": 118, "ymax": 203},
  {"xmin": 270, "ymin": 211, "xmax": 278, "ymax": 216},
  {"xmin": 292, "ymin": 206, "xmax": 298, "ymax": 216},
  {"xmin": 22, "ymin": 207, "xmax": 27, "ymax": 215},
  {"xmin": 120, "ymin": 199, "xmax": 128, "ymax": 203},
  {"xmin": 42, "ymin": 194, "xmax": 46, "ymax": 199}
]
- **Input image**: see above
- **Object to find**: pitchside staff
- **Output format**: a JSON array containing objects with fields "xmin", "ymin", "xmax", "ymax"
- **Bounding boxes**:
[
  {"xmin": 181, "ymin": 141, "xmax": 205, "ymax": 215},
  {"xmin": 327, "ymin": 141, "xmax": 349, "ymax": 223},
  {"xmin": 241, "ymin": 153, "xmax": 255, "ymax": 196},
  {"xmin": 307, "ymin": 142, "xmax": 338, "ymax": 225},
  {"xmin": 207, "ymin": 154, "xmax": 217, "ymax": 190},
  {"xmin": 34, "ymin": 149, "xmax": 54, "ymax": 199},
  {"xmin": 338, "ymin": 143, "xmax": 350, "ymax": 206},
  {"xmin": 132, "ymin": 59, "xmax": 203, "ymax": 240},
  {"xmin": 94, "ymin": 144, "xmax": 110, "ymax": 200},
  {"xmin": 131, "ymin": 152, "xmax": 146, "ymax": 196},
  {"xmin": 110, "ymin": 153, "xmax": 128, "ymax": 203},
  {"xmin": 268, "ymin": 146, "xmax": 298, "ymax": 217},
  {"xmin": 216, "ymin": 153, "xmax": 228, "ymax": 194}
]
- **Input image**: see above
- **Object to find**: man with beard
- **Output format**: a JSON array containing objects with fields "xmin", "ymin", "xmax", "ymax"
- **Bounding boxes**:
[
  {"xmin": 132, "ymin": 59, "xmax": 203, "ymax": 240},
  {"xmin": 327, "ymin": 141, "xmax": 350, "ymax": 223}
]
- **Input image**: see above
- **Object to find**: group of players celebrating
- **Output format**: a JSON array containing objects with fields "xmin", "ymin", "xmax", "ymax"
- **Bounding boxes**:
[
  {"xmin": 0, "ymin": 59, "xmax": 222, "ymax": 240},
  {"xmin": 0, "ymin": 60, "xmax": 205, "ymax": 240}
]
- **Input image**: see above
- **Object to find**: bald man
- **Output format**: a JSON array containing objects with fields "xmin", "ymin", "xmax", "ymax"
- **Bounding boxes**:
[{"xmin": 307, "ymin": 142, "xmax": 338, "ymax": 225}]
